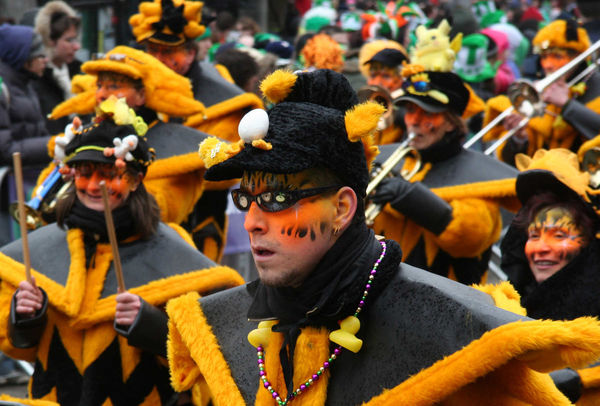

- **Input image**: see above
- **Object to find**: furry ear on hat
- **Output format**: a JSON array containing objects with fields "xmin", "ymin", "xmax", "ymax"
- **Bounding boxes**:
[
  {"xmin": 260, "ymin": 70, "xmax": 298, "ymax": 104},
  {"xmin": 345, "ymin": 101, "xmax": 384, "ymax": 171},
  {"xmin": 345, "ymin": 102, "xmax": 385, "ymax": 142}
]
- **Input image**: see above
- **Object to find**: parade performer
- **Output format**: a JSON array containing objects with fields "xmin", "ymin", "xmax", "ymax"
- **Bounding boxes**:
[
  {"xmin": 483, "ymin": 19, "xmax": 600, "ymax": 166},
  {"xmin": 360, "ymin": 46, "xmax": 408, "ymax": 145},
  {"xmin": 0, "ymin": 100, "xmax": 243, "ymax": 405},
  {"xmin": 129, "ymin": 0, "xmax": 264, "ymax": 261},
  {"xmin": 477, "ymin": 148, "xmax": 600, "ymax": 403},
  {"xmin": 39, "ymin": 46, "xmax": 226, "ymax": 261},
  {"xmin": 165, "ymin": 68, "xmax": 600, "ymax": 406},
  {"xmin": 129, "ymin": 0, "xmax": 263, "ymax": 142},
  {"xmin": 370, "ymin": 65, "xmax": 518, "ymax": 284}
]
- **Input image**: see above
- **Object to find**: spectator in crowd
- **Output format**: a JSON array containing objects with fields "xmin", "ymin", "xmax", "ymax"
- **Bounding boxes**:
[
  {"xmin": 215, "ymin": 48, "xmax": 260, "ymax": 93},
  {"xmin": 33, "ymin": 1, "xmax": 81, "ymax": 135},
  {"xmin": 0, "ymin": 24, "xmax": 50, "ymax": 242}
]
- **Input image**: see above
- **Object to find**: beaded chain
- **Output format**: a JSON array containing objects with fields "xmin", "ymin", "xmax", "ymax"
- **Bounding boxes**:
[{"xmin": 255, "ymin": 240, "xmax": 387, "ymax": 405}]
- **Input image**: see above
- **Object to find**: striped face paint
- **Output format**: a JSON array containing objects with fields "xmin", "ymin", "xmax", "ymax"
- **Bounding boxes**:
[
  {"xmin": 525, "ymin": 206, "xmax": 586, "ymax": 283},
  {"xmin": 403, "ymin": 103, "xmax": 454, "ymax": 150},
  {"xmin": 74, "ymin": 162, "xmax": 135, "ymax": 212},
  {"xmin": 241, "ymin": 170, "xmax": 339, "ymax": 287}
]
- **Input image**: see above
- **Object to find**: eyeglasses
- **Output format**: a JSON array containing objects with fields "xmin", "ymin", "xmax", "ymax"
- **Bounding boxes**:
[
  {"xmin": 231, "ymin": 185, "xmax": 340, "ymax": 212},
  {"xmin": 73, "ymin": 162, "xmax": 126, "ymax": 180}
]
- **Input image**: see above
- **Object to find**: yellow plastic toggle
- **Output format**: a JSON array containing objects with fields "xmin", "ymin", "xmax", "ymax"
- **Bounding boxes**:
[
  {"xmin": 329, "ymin": 316, "xmax": 363, "ymax": 353},
  {"xmin": 247, "ymin": 320, "xmax": 278, "ymax": 347}
]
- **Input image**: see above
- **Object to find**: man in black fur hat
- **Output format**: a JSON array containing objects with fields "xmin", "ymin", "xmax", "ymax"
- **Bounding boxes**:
[{"xmin": 163, "ymin": 68, "xmax": 600, "ymax": 405}]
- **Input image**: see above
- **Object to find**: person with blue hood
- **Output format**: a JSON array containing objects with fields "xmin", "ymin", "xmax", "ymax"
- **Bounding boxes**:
[
  {"xmin": 0, "ymin": 24, "xmax": 50, "ymax": 240},
  {"xmin": 0, "ymin": 24, "xmax": 49, "ymax": 166}
]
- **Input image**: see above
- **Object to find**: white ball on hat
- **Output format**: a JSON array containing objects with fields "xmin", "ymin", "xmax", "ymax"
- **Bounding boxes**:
[{"xmin": 238, "ymin": 109, "xmax": 269, "ymax": 143}]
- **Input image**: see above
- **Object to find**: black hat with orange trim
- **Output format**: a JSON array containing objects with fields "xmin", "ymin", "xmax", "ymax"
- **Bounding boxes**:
[
  {"xmin": 393, "ymin": 64, "xmax": 470, "ymax": 115},
  {"xmin": 198, "ymin": 69, "xmax": 384, "ymax": 198}
]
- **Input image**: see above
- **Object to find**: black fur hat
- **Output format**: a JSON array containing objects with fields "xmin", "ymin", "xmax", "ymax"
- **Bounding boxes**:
[{"xmin": 199, "ymin": 69, "xmax": 384, "ymax": 198}]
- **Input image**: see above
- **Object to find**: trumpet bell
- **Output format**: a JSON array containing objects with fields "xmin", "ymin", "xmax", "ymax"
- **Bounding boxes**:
[
  {"xmin": 9, "ymin": 202, "xmax": 44, "ymax": 230},
  {"xmin": 9, "ymin": 167, "xmax": 69, "ymax": 230},
  {"xmin": 507, "ymin": 80, "xmax": 546, "ymax": 118},
  {"xmin": 357, "ymin": 85, "xmax": 396, "ymax": 130},
  {"xmin": 583, "ymin": 147, "xmax": 600, "ymax": 188}
]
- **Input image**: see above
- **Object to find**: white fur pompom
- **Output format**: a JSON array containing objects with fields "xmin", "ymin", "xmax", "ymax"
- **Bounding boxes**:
[{"xmin": 238, "ymin": 109, "xmax": 269, "ymax": 143}]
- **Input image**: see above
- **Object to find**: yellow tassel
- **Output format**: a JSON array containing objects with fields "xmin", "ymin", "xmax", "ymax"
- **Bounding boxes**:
[
  {"xmin": 329, "ymin": 316, "xmax": 363, "ymax": 353},
  {"xmin": 198, "ymin": 137, "xmax": 243, "ymax": 168}
]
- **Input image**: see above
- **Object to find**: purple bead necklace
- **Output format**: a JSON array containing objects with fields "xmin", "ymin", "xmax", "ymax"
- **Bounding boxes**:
[{"xmin": 254, "ymin": 240, "xmax": 387, "ymax": 405}]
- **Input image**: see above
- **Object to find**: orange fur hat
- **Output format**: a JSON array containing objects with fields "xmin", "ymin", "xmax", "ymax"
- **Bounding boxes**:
[{"xmin": 129, "ymin": 0, "xmax": 205, "ymax": 45}]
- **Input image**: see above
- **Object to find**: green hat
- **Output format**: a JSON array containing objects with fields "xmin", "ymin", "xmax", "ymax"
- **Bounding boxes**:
[
  {"xmin": 480, "ymin": 10, "xmax": 506, "ymax": 29},
  {"xmin": 471, "ymin": 0, "xmax": 496, "ymax": 23},
  {"xmin": 455, "ymin": 33, "xmax": 498, "ymax": 83},
  {"xmin": 196, "ymin": 26, "xmax": 211, "ymax": 41}
]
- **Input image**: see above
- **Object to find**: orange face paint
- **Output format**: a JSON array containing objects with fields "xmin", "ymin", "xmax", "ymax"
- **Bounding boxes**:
[
  {"xmin": 540, "ymin": 49, "xmax": 574, "ymax": 75},
  {"xmin": 403, "ymin": 103, "xmax": 454, "ymax": 150},
  {"xmin": 241, "ymin": 170, "xmax": 338, "ymax": 287},
  {"xmin": 74, "ymin": 162, "xmax": 135, "ymax": 212},
  {"xmin": 525, "ymin": 207, "xmax": 586, "ymax": 283},
  {"xmin": 96, "ymin": 75, "xmax": 145, "ymax": 108},
  {"xmin": 146, "ymin": 42, "xmax": 195, "ymax": 75},
  {"xmin": 367, "ymin": 64, "xmax": 403, "ymax": 92}
]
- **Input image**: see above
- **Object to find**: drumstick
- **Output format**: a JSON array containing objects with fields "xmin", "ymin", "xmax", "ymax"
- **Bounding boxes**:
[
  {"xmin": 99, "ymin": 181, "xmax": 126, "ymax": 293},
  {"xmin": 12, "ymin": 153, "xmax": 32, "ymax": 284}
]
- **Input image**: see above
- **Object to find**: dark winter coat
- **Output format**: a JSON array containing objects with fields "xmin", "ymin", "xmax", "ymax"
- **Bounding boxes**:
[
  {"xmin": 0, "ymin": 60, "xmax": 50, "ymax": 166},
  {"xmin": 33, "ymin": 60, "xmax": 82, "ymax": 135}
]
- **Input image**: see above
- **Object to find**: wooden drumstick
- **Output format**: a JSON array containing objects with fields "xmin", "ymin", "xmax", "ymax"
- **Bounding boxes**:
[
  {"xmin": 99, "ymin": 181, "xmax": 126, "ymax": 293},
  {"xmin": 12, "ymin": 153, "xmax": 32, "ymax": 284}
]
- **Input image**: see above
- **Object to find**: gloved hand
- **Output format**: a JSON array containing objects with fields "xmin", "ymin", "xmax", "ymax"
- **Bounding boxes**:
[
  {"xmin": 370, "ymin": 177, "xmax": 412, "ymax": 206},
  {"xmin": 369, "ymin": 176, "xmax": 453, "ymax": 235}
]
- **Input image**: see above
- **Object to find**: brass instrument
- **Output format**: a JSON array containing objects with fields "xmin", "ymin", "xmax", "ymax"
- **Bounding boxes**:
[
  {"xmin": 9, "ymin": 166, "xmax": 70, "ymax": 229},
  {"xmin": 582, "ymin": 147, "xmax": 600, "ymax": 188},
  {"xmin": 357, "ymin": 85, "xmax": 404, "ymax": 131},
  {"xmin": 365, "ymin": 133, "xmax": 421, "ymax": 225},
  {"xmin": 464, "ymin": 38, "xmax": 600, "ymax": 152}
]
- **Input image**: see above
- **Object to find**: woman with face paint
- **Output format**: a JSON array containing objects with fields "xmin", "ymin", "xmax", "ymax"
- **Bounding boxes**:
[
  {"xmin": 502, "ymin": 148, "xmax": 600, "ymax": 320},
  {"xmin": 38, "ymin": 45, "xmax": 228, "ymax": 262},
  {"xmin": 0, "ymin": 99, "xmax": 243, "ymax": 405},
  {"xmin": 370, "ymin": 64, "xmax": 519, "ymax": 285},
  {"xmin": 498, "ymin": 148, "xmax": 600, "ymax": 403},
  {"xmin": 485, "ymin": 19, "xmax": 600, "ymax": 166}
]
